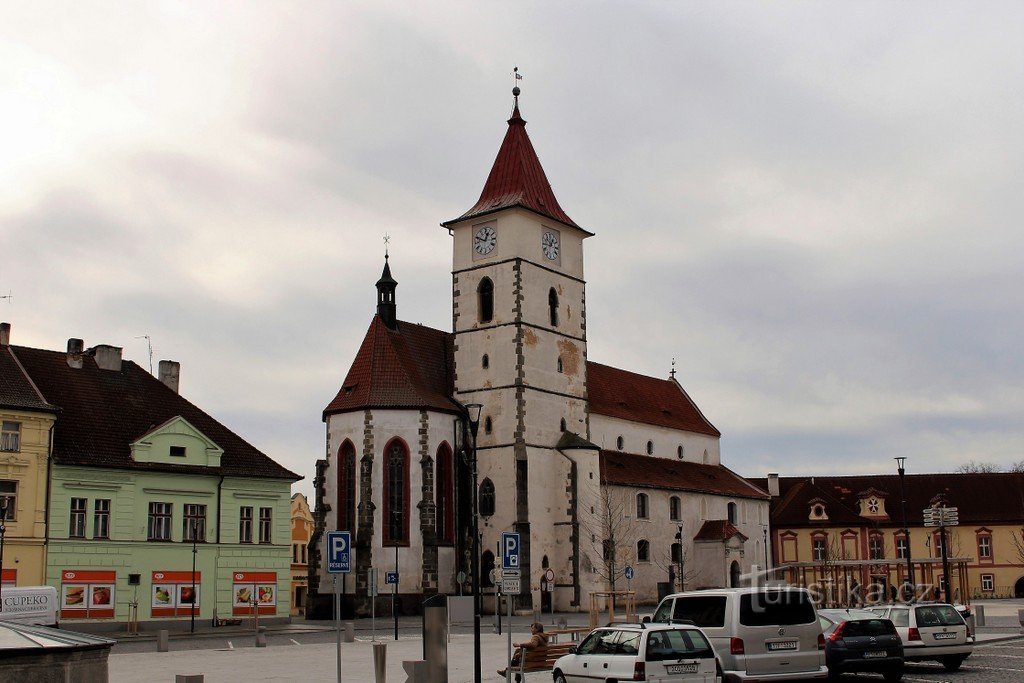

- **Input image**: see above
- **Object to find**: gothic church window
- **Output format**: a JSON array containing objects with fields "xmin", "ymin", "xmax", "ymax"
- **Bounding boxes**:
[
  {"xmin": 549, "ymin": 288, "xmax": 558, "ymax": 327},
  {"xmin": 479, "ymin": 478, "xmax": 496, "ymax": 518},
  {"xmin": 384, "ymin": 439, "xmax": 409, "ymax": 544},
  {"xmin": 436, "ymin": 442, "xmax": 454, "ymax": 544},
  {"xmin": 338, "ymin": 440, "xmax": 357, "ymax": 532},
  {"xmin": 478, "ymin": 278, "xmax": 494, "ymax": 323}
]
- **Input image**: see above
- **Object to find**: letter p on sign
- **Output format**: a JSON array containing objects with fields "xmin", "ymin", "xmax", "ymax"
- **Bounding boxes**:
[{"xmin": 502, "ymin": 531, "xmax": 520, "ymax": 570}]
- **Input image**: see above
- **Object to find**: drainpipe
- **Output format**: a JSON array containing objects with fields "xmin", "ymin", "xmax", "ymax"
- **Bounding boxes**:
[{"xmin": 43, "ymin": 422, "xmax": 56, "ymax": 552}]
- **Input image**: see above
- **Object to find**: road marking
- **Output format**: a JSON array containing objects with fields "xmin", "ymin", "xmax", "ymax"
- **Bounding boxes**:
[
  {"xmin": 959, "ymin": 664, "xmax": 1024, "ymax": 672},
  {"xmin": 902, "ymin": 676, "xmax": 951, "ymax": 682},
  {"xmin": 977, "ymin": 653, "xmax": 1024, "ymax": 659}
]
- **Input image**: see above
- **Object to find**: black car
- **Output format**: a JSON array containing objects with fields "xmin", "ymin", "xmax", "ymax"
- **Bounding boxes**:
[{"xmin": 818, "ymin": 609, "xmax": 904, "ymax": 681}]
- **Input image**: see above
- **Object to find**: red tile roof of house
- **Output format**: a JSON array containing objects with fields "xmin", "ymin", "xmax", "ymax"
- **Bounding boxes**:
[
  {"xmin": 323, "ymin": 316, "xmax": 460, "ymax": 419},
  {"xmin": 600, "ymin": 450, "xmax": 769, "ymax": 499},
  {"xmin": 694, "ymin": 520, "xmax": 747, "ymax": 541},
  {"xmin": 753, "ymin": 473, "xmax": 1024, "ymax": 527},
  {"xmin": 0, "ymin": 346, "xmax": 57, "ymax": 413},
  {"xmin": 10, "ymin": 345, "xmax": 300, "ymax": 481},
  {"xmin": 587, "ymin": 362, "xmax": 721, "ymax": 437},
  {"xmin": 444, "ymin": 105, "xmax": 589, "ymax": 233}
]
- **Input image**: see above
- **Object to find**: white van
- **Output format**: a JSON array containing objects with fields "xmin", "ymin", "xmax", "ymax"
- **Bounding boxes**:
[
  {"xmin": 0, "ymin": 586, "xmax": 59, "ymax": 627},
  {"xmin": 651, "ymin": 587, "xmax": 827, "ymax": 682}
]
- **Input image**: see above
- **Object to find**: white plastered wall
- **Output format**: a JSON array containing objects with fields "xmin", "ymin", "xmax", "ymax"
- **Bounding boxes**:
[{"xmin": 590, "ymin": 414, "xmax": 721, "ymax": 465}]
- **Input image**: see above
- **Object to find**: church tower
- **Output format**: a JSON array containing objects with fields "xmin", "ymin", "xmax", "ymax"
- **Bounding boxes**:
[{"xmin": 443, "ymin": 87, "xmax": 599, "ymax": 609}]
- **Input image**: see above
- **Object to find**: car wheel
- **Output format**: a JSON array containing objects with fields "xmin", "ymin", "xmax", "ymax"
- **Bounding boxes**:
[
  {"xmin": 827, "ymin": 666, "xmax": 842, "ymax": 680},
  {"xmin": 552, "ymin": 671, "xmax": 568, "ymax": 683},
  {"xmin": 883, "ymin": 667, "xmax": 903, "ymax": 682},
  {"xmin": 942, "ymin": 655, "xmax": 966, "ymax": 672}
]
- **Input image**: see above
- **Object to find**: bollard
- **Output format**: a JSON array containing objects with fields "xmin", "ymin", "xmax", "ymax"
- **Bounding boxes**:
[
  {"xmin": 157, "ymin": 629, "xmax": 170, "ymax": 653},
  {"xmin": 402, "ymin": 660, "xmax": 426, "ymax": 683},
  {"xmin": 975, "ymin": 604, "xmax": 986, "ymax": 627},
  {"xmin": 344, "ymin": 621, "xmax": 355, "ymax": 643},
  {"xmin": 255, "ymin": 626, "xmax": 267, "ymax": 648},
  {"xmin": 175, "ymin": 676, "xmax": 204, "ymax": 683},
  {"xmin": 373, "ymin": 641, "xmax": 387, "ymax": 683}
]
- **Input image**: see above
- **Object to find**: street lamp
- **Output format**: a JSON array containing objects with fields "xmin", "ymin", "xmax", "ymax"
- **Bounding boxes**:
[
  {"xmin": 0, "ymin": 496, "xmax": 9, "ymax": 608},
  {"xmin": 895, "ymin": 457, "xmax": 914, "ymax": 599},
  {"xmin": 465, "ymin": 403, "xmax": 483, "ymax": 683},
  {"xmin": 674, "ymin": 524, "xmax": 684, "ymax": 592},
  {"xmin": 761, "ymin": 523, "xmax": 770, "ymax": 573}
]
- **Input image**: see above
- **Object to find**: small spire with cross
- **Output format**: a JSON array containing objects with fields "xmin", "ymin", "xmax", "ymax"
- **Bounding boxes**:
[
  {"xmin": 512, "ymin": 66, "xmax": 522, "ymax": 107},
  {"xmin": 383, "ymin": 233, "xmax": 391, "ymax": 260},
  {"xmin": 670, "ymin": 357, "xmax": 677, "ymax": 380}
]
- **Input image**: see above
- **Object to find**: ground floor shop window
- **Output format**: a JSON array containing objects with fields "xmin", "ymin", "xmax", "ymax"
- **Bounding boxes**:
[
  {"xmin": 232, "ymin": 571, "xmax": 277, "ymax": 616},
  {"xmin": 60, "ymin": 569, "xmax": 115, "ymax": 619},
  {"xmin": 151, "ymin": 571, "xmax": 201, "ymax": 618}
]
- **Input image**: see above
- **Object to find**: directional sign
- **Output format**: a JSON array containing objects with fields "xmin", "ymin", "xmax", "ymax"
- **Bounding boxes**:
[
  {"xmin": 502, "ymin": 577, "xmax": 521, "ymax": 594},
  {"xmin": 385, "ymin": 571, "xmax": 399, "ymax": 585},
  {"xmin": 502, "ymin": 532, "xmax": 521, "ymax": 570},
  {"xmin": 327, "ymin": 531, "xmax": 351, "ymax": 573},
  {"xmin": 923, "ymin": 507, "xmax": 959, "ymax": 527},
  {"xmin": 624, "ymin": 566, "xmax": 635, "ymax": 581}
]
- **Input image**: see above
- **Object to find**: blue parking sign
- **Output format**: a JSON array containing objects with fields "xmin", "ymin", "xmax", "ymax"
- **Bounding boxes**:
[
  {"xmin": 327, "ymin": 531, "xmax": 351, "ymax": 573},
  {"xmin": 501, "ymin": 531, "xmax": 521, "ymax": 570}
]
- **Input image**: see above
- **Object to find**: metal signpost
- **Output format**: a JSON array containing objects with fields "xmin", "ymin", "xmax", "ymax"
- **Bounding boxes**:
[
  {"xmin": 923, "ymin": 505, "xmax": 958, "ymax": 600},
  {"xmin": 624, "ymin": 565, "xmax": 634, "ymax": 594},
  {"xmin": 544, "ymin": 568, "xmax": 555, "ymax": 618},
  {"xmin": 386, "ymin": 570, "xmax": 399, "ymax": 640},
  {"xmin": 369, "ymin": 567, "xmax": 379, "ymax": 641},
  {"xmin": 327, "ymin": 531, "xmax": 351, "ymax": 683},
  {"xmin": 501, "ymin": 532, "xmax": 521, "ymax": 683}
]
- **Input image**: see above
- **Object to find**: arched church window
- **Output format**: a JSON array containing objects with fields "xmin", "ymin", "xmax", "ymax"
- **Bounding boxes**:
[
  {"xmin": 636, "ymin": 492, "xmax": 649, "ymax": 519},
  {"xmin": 637, "ymin": 539, "xmax": 650, "ymax": 562},
  {"xmin": 727, "ymin": 501, "xmax": 738, "ymax": 525},
  {"xmin": 730, "ymin": 560, "xmax": 741, "ymax": 588},
  {"xmin": 616, "ymin": 436, "xmax": 624, "ymax": 450},
  {"xmin": 677, "ymin": 445, "xmax": 684, "ymax": 460},
  {"xmin": 557, "ymin": 357, "xmax": 563, "ymax": 373},
  {"xmin": 646, "ymin": 440, "xmax": 654, "ymax": 455},
  {"xmin": 549, "ymin": 288, "xmax": 558, "ymax": 327},
  {"xmin": 478, "ymin": 278, "xmax": 494, "ymax": 323},
  {"xmin": 435, "ymin": 442, "xmax": 454, "ymax": 544},
  {"xmin": 479, "ymin": 479, "xmax": 496, "ymax": 518},
  {"xmin": 383, "ymin": 439, "xmax": 409, "ymax": 544},
  {"xmin": 669, "ymin": 496, "xmax": 681, "ymax": 521},
  {"xmin": 338, "ymin": 440, "xmax": 357, "ymax": 532},
  {"xmin": 484, "ymin": 416, "xmax": 492, "ymax": 435},
  {"xmin": 482, "ymin": 354, "xmax": 489, "ymax": 369},
  {"xmin": 560, "ymin": 418, "xmax": 567, "ymax": 431}
]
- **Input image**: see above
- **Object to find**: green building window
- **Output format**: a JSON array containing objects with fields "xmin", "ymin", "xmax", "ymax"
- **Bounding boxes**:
[
  {"xmin": 93, "ymin": 499, "xmax": 110, "ymax": 539},
  {"xmin": 239, "ymin": 506, "xmax": 253, "ymax": 543},
  {"xmin": 258, "ymin": 507, "xmax": 272, "ymax": 544},
  {"xmin": 70, "ymin": 497, "xmax": 87, "ymax": 537},
  {"xmin": 148, "ymin": 502, "xmax": 172, "ymax": 541},
  {"xmin": 184, "ymin": 504, "xmax": 206, "ymax": 542}
]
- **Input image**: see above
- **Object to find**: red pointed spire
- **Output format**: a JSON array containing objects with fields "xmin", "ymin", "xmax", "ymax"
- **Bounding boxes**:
[{"xmin": 444, "ymin": 101, "xmax": 587, "ymax": 232}]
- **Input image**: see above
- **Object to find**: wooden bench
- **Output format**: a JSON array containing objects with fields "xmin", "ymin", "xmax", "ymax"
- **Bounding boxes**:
[{"xmin": 510, "ymin": 642, "xmax": 578, "ymax": 680}]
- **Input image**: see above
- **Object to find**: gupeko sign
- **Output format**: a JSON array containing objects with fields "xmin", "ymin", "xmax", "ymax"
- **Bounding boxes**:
[{"xmin": 0, "ymin": 586, "xmax": 59, "ymax": 626}]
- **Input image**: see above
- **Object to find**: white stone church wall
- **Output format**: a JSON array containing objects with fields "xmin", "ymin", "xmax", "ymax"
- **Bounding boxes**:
[{"xmin": 590, "ymin": 414, "xmax": 722, "ymax": 465}]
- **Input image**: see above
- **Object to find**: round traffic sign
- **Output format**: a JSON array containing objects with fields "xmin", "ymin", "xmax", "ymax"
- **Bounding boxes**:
[
  {"xmin": 624, "ymin": 566, "xmax": 634, "ymax": 580},
  {"xmin": 544, "ymin": 568, "xmax": 555, "ymax": 582}
]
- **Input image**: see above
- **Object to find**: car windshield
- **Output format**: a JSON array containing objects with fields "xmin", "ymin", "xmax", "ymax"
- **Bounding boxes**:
[
  {"xmin": 646, "ymin": 629, "xmax": 715, "ymax": 661},
  {"xmin": 915, "ymin": 605, "xmax": 964, "ymax": 627},
  {"xmin": 739, "ymin": 590, "xmax": 816, "ymax": 626},
  {"xmin": 669, "ymin": 596, "xmax": 727, "ymax": 627}
]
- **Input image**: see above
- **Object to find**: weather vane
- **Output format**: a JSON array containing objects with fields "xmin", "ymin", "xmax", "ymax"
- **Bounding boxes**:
[
  {"xmin": 512, "ymin": 66, "xmax": 522, "ymax": 106},
  {"xmin": 383, "ymin": 233, "xmax": 391, "ymax": 259}
]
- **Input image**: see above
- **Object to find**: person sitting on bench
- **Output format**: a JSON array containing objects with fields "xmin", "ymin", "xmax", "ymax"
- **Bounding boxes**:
[{"xmin": 498, "ymin": 621, "xmax": 549, "ymax": 676}]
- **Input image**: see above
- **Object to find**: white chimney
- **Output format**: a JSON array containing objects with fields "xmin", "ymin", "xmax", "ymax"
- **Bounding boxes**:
[
  {"xmin": 767, "ymin": 473, "xmax": 780, "ymax": 497},
  {"xmin": 158, "ymin": 360, "xmax": 180, "ymax": 393},
  {"xmin": 0, "ymin": 322, "xmax": 9, "ymax": 347},
  {"xmin": 93, "ymin": 344, "xmax": 122, "ymax": 372},
  {"xmin": 67, "ymin": 339, "xmax": 84, "ymax": 369}
]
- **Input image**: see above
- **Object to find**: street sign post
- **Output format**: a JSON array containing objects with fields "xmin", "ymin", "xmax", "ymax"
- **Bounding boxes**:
[
  {"xmin": 624, "ymin": 565, "xmax": 634, "ymax": 592},
  {"xmin": 327, "ymin": 531, "xmax": 352, "ymax": 573},
  {"xmin": 385, "ymin": 571, "xmax": 399, "ymax": 584},
  {"xmin": 502, "ymin": 532, "xmax": 521, "ymax": 570}
]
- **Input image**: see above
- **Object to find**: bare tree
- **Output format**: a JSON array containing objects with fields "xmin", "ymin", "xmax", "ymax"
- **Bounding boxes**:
[
  {"xmin": 652, "ymin": 538, "xmax": 699, "ymax": 590},
  {"xmin": 579, "ymin": 485, "xmax": 642, "ymax": 596},
  {"xmin": 1009, "ymin": 460, "xmax": 1024, "ymax": 473},
  {"xmin": 954, "ymin": 460, "xmax": 1002, "ymax": 473}
]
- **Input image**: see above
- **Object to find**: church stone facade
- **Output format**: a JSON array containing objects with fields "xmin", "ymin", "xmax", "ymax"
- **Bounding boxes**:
[{"xmin": 309, "ymin": 95, "xmax": 769, "ymax": 617}]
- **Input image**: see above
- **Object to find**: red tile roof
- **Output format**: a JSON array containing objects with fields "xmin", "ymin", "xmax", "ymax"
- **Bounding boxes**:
[
  {"xmin": 323, "ymin": 316, "xmax": 460, "ymax": 419},
  {"xmin": 444, "ymin": 105, "xmax": 589, "ymax": 233},
  {"xmin": 600, "ymin": 450, "xmax": 769, "ymax": 499},
  {"xmin": 10, "ymin": 345, "xmax": 300, "ymax": 481},
  {"xmin": 0, "ymin": 346, "xmax": 56, "ymax": 413},
  {"xmin": 694, "ymin": 520, "xmax": 747, "ymax": 541},
  {"xmin": 754, "ymin": 473, "xmax": 1024, "ymax": 527},
  {"xmin": 587, "ymin": 362, "xmax": 720, "ymax": 437}
]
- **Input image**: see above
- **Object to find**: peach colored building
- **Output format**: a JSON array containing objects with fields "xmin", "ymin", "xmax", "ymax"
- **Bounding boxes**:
[{"xmin": 290, "ymin": 493, "xmax": 313, "ymax": 615}]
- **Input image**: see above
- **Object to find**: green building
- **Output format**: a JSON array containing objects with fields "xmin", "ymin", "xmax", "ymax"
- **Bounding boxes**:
[{"xmin": 10, "ymin": 338, "xmax": 300, "ymax": 627}]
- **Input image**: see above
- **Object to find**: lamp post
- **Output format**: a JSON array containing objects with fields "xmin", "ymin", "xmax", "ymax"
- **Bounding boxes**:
[
  {"xmin": 0, "ymin": 496, "xmax": 9, "ymax": 609},
  {"xmin": 191, "ymin": 517, "xmax": 199, "ymax": 633},
  {"xmin": 675, "ymin": 523, "xmax": 685, "ymax": 591},
  {"xmin": 895, "ymin": 457, "xmax": 914, "ymax": 599},
  {"xmin": 465, "ymin": 403, "xmax": 483, "ymax": 683},
  {"xmin": 761, "ymin": 523, "xmax": 771, "ymax": 574}
]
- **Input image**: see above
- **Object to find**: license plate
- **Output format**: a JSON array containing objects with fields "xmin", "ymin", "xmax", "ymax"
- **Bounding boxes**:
[
  {"xmin": 666, "ymin": 664, "xmax": 699, "ymax": 674},
  {"xmin": 767, "ymin": 641, "xmax": 798, "ymax": 651},
  {"xmin": 933, "ymin": 632, "xmax": 957, "ymax": 640},
  {"xmin": 863, "ymin": 651, "xmax": 887, "ymax": 659}
]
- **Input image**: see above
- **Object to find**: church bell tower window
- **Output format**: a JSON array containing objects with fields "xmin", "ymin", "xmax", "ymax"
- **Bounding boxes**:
[
  {"xmin": 478, "ymin": 278, "xmax": 494, "ymax": 323},
  {"xmin": 479, "ymin": 478, "xmax": 496, "ymax": 518},
  {"xmin": 549, "ymin": 288, "xmax": 558, "ymax": 327}
]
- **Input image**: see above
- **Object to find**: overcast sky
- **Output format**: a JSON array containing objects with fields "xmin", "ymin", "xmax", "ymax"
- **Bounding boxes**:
[{"xmin": 3, "ymin": 2, "xmax": 1022, "ymax": 498}]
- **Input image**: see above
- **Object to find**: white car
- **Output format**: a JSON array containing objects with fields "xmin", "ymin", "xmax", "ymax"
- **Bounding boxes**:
[
  {"xmin": 865, "ymin": 603, "xmax": 972, "ymax": 671},
  {"xmin": 552, "ymin": 623, "xmax": 721, "ymax": 683}
]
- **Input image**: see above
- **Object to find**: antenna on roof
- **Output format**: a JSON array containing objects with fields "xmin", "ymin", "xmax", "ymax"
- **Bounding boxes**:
[
  {"xmin": 135, "ymin": 335, "xmax": 153, "ymax": 374},
  {"xmin": 0, "ymin": 290, "xmax": 11, "ymax": 303},
  {"xmin": 670, "ymin": 357, "xmax": 676, "ymax": 380},
  {"xmin": 512, "ymin": 66, "xmax": 522, "ymax": 107}
]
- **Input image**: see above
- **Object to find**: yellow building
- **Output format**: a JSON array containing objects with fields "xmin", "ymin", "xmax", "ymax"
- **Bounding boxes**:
[
  {"xmin": 760, "ymin": 473, "xmax": 1024, "ymax": 602},
  {"xmin": 290, "ymin": 493, "xmax": 314, "ymax": 616},
  {"xmin": 0, "ymin": 323, "xmax": 57, "ymax": 587}
]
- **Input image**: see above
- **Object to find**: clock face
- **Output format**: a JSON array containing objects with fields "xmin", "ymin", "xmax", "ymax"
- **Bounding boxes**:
[
  {"xmin": 541, "ymin": 231, "xmax": 560, "ymax": 260},
  {"xmin": 474, "ymin": 225, "xmax": 496, "ymax": 256}
]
